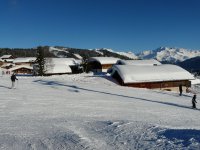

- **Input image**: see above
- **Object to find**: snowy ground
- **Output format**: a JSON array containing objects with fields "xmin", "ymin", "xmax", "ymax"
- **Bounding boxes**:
[{"xmin": 0, "ymin": 73, "xmax": 200, "ymax": 150}]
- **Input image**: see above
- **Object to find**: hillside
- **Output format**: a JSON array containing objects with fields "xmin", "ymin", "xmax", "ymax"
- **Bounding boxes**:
[
  {"xmin": 0, "ymin": 47, "xmax": 135, "ymax": 60},
  {"xmin": 0, "ymin": 74, "xmax": 200, "ymax": 149},
  {"xmin": 177, "ymin": 56, "xmax": 200, "ymax": 73},
  {"xmin": 1, "ymin": 46, "xmax": 200, "ymax": 65},
  {"xmin": 0, "ymin": 48, "xmax": 37, "ymax": 57},
  {"xmin": 50, "ymin": 47, "xmax": 135, "ymax": 60}
]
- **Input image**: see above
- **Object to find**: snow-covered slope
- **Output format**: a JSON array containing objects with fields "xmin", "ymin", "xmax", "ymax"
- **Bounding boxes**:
[
  {"xmin": 49, "ymin": 47, "xmax": 69, "ymax": 57},
  {"xmin": 98, "ymin": 48, "xmax": 138, "ymax": 59},
  {"xmin": 138, "ymin": 47, "xmax": 200, "ymax": 63},
  {"xmin": 0, "ymin": 74, "xmax": 200, "ymax": 149},
  {"xmin": 49, "ymin": 47, "xmax": 138, "ymax": 60}
]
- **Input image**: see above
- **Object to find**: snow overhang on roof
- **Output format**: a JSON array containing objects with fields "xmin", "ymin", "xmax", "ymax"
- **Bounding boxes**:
[
  {"xmin": 45, "ymin": 64, "xmax": 72, "ymax": 74},
  {"xmin": 45, "ymin": 58, "xmax": 80, "ymax": 66},
  {"xmin": 88, "ymin": 57, "xmax": 120, "ymax": 65},
  {"xmin": 0, "ymin": 55, "xmax": 12, "ymax": 59},
  {"xmin": 13, "ymin": 57, "xmax": 36, "ymax": 63},
  {"xmin": 112, "ymin": 64, "xmax": 195, "ymax": 84},
  {"xmin": 116, "ymin": 59, "xmax": 161, "ymax": 66}
]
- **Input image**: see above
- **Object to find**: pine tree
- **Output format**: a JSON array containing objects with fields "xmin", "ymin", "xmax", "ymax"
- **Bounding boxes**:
[{"xmin": 36, "ymin": 46, "xmax": 46, "ymax": 76}]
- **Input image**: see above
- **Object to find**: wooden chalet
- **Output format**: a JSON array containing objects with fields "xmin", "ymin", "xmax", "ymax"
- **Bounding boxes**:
[
  {"xmin": 87, "ymin": 57, "xmax": 120, "ymax": 73},
  {"xmin": 0, "ymin": 55, "xmax": 14, "ymax": 60},
  {"xmin": 0, "ymin": 59, "xmax": 3, "ymax": 67},
  {"xmin": 110, "ymin": 64, "xmax": 194, "ymax": 91},
  {"xmin": 9, "ymin": 65, "xmax": 33, "ymax": 75}
]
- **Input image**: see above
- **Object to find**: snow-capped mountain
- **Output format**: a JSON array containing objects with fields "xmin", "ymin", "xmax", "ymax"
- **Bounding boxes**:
[
  {"xmin": 95, "ymin": 48, "xmax": 138, "ymax": 59},
  {"xmin": 48, "ymin": 47, "xmax": 138, "ymax": 60},
  {"xmin": 138, "ymin": 47, "xmax": 200, "ymax": 63},
  {"xmin": 49, "ymin": 46, "xmax": 200, "ymax": 63}
]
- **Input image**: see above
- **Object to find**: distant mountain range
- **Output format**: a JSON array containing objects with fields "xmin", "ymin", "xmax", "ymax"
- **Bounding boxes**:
[
  {"xmin": 1, "ymin": 46, "xmax": 200, "ymax": 63},
  {"xmin": 1, "ymin": 46, "xmax": 200, "ymax": 72},
  {"xmin": 49, "ymin": 46, "xmax": 200, "ymax": 63},
  {"xmin": 49, "ymin": 46, "xmax": 200, "ymax": 73},
  {"xmin": 137, "ymin": 47, "xmax": 200, "ymax": 63}
]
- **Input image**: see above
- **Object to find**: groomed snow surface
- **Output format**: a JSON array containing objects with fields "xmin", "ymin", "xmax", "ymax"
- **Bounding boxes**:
[{"xmin": 0, "ymin": 73, "xmax": 200, "ymax": 150}]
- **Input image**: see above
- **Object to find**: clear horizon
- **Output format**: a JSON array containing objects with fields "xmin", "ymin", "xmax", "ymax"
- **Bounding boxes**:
[{"xmin": 0, "ymin": 0, "xmax": 200, "ymax": 53}]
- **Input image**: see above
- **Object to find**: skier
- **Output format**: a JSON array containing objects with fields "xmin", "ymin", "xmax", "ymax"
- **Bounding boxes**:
[
  {"xmin": 11, "ymin": 73, "xmax": 18, "ymax": 88},
  {"xmin": 179, "ymin": 84, "xmax": 183, "ymax": 96},
  {"xmin": 192, "ymin": 94, "xmax": 197, "ymax": 109}
]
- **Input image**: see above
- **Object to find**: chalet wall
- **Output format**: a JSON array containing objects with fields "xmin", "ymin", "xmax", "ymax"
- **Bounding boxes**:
[
  {"xmin": 15, "ymin": 62, "xmax": 33, "ymax": 66},
  {"xmin": 101, "ymin": 64, "xmax": 113, "ymax": 69},
  {"xmin": 124, "ymin": 80, "xmax": 191, "ymax": 91},
  {"xmin": 87, "ymin": 61, "xmax": 114, "ymax": 73},
  {"xmin": 13, "ymin": 68, "xmax": 33, "ymax": 74}
]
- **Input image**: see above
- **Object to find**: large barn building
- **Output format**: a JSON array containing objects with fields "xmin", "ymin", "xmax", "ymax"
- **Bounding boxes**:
[{"xmin": 110, "ymin": 64, "xmax": 194, "ymax": 91}]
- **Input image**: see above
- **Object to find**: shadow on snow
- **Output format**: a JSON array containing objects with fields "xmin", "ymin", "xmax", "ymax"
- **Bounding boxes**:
[
  {"xmin": 33, "ymin": 79, "xmax": 198, "ymax": 111},
  {"xmin": 159, "ymin": 129, "xmax": 200, "ymax": 147}
]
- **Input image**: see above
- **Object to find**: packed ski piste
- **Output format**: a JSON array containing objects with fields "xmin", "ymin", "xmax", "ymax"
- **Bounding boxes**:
[{"xmin": 0, "ymin": 73, "xmax": 200, "ymax": 149}]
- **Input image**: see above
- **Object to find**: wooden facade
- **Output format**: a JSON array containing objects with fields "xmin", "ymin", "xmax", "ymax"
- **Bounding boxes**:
[
  {"xmin": 14, "ymin": 62, "xmax": 33, "ymax": 66},
  {"xmin": 87, "ymin": 61, "xmax": 114, "ymax": 73},
  {"xmin": 12, "ymin": 67, "xmax": 33, "ymax": 75},
  {"xmin": 125, "ymin": 80, "xmax": 191, "ymax": 91},
  {"xmin": 0, "ymin": 61, "xmax": 3, "ymax": 67},
  {"xmin": 112, "ymin": 71, "xmax": 191, "ymax": 91}
]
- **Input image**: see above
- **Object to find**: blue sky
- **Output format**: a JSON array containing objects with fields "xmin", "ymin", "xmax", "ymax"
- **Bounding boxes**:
[{"xmin": 0, "ymin": 0, "xmax": 200, "ymax": 53}]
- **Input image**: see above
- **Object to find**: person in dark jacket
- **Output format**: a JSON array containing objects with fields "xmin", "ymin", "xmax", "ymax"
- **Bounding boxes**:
[
  {"xmin": 192, "ymin": 94, "xmax": 197, "ymax": 109},
  {"xmin": 179, "ymin": 84, "xmax": 183, "ymax": 96},
  {"xmin": 11, "ymin": 73, "xmax": 18, "ymax": 88}
]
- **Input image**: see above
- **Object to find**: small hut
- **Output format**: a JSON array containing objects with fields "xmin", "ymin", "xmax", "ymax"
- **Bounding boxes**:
[
  {"xmin": 87, "ymin": 57, "xmax": 120, "ymax": 73},
  {"xmin": 9, "ymin": 65, "xmax": 33, "ymax": 75},
  {"xmin": 0, "ymin": 55, "xmax": 14, "ymax": 60}
]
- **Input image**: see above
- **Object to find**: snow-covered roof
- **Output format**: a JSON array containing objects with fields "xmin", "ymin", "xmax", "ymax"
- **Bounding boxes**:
[
  {"xmin": 0, "ymin": 58, "xmax": 3, "ymax": 62},
  {"xmin": 0, "ymin": 55, "xmax": 12, "ymax": 59},
  {"xmin": 116, "ymin": 59, "xmax": 161, "ymax": 66},
  {"xmin": 45, "ymin": 58, "xmax": 80, "ymax": 66},
  {"xmin": 73, "ymin": 53, "xmax": 82, "ymax": 59},
  {"xmin": 112, "ymin": 64, "xmax": 194, "ymax": 84},
  {"xmin": 9, "ymin": 65, "xmax": 33, "ymax": 71},
  {"xmin": 1, "ymin": 63, "xmax": 13, "ymax": 67},
  {"xmin": 3, "ymin": 59, "xmax": 14, "ymax": 62},
  {"xmin": 13, "ymin": 57, "xmax": 36, "ymax": 63},
  {"xmin": 45, "ymin": 64, "xmax": 72, "ymax": 74},
  {"xmin": 88, "ymin": 57, "xmax": 120, "ymax": 65}
]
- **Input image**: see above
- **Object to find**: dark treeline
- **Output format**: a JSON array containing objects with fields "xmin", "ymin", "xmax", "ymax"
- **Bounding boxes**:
[
  {"xmin": 0, "ymin": 48, "xmax": 37, "ymax": 58},
  {"xmin": 0, "ymin": 46, "xmax": 55, "ymax": 58}
]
